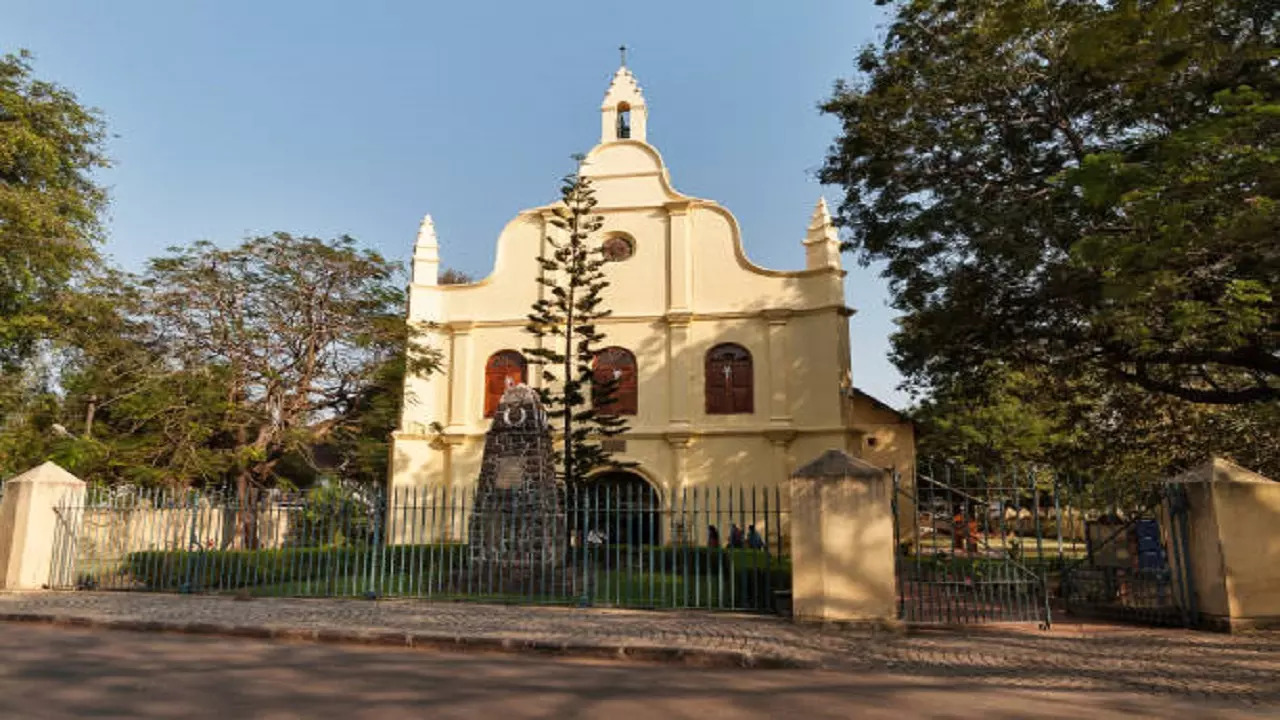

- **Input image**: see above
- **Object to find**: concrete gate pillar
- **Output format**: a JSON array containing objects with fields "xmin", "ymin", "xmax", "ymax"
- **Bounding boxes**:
[
  {"xmin": 0, "ymin": 462, "xmax": 86, "ymax": 590},
  {"xmin": 1166, "ymin": 457, "xmax": 1280, "ymax": 631},
  {"xmin": 789, "ymin": 449, "xmax": 896, "ymax": 624}
]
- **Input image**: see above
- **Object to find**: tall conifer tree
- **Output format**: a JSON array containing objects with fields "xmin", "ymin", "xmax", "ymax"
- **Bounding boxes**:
[{"xmin": 526, "ymin": 164, "xmax": 629, "ymax": 488}]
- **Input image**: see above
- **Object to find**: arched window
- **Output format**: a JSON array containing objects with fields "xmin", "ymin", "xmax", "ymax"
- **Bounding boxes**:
[
  {"xmin": 484, "ymin": 350, "xmax": 527, "ymax": 417},
  {"xmin": 593, "ymin": 346, "xmax": 638, "ymax": 415},
  {"xmin": 705, "ymin": 343, "xmax": 753, "ymax": 415},
  {"xmin": 616, "ymin": 102, "xmax": 631, "ymax": 139}
]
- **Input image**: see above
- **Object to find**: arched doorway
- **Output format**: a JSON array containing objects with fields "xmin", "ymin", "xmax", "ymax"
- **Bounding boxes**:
[{"xmin": 578, "ymin": 471, "xmax": 661, "ymax": 546}]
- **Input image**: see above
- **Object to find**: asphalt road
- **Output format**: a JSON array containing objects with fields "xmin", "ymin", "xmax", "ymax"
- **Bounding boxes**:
[{"xmin": 0, "ymin": 624, "xmax": 1269, "ymax": 719}]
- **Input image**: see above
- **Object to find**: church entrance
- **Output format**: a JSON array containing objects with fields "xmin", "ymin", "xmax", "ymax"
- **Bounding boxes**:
[{"xmin": 578, "ymin": 471, "xmax": 661, "ymax": 546}]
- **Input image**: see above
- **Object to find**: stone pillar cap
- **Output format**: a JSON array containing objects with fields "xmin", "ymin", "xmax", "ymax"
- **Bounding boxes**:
[
  {"xmin": 4, "ymin": 461, "xmax": 85, "ymax": 486},
  {"xmin": 1166, "ymin": 456, "xmax": 1275, "ymax": 485},
  {"xmin": 791, "ymin": 449, "xmax": 885, "ymax": 481}
]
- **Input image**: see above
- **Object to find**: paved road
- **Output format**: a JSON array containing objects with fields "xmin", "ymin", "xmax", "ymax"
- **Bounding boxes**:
[
  {"xmin": 0, "ymin": 624, "xmax": 1272, "ymax": 719},
  {"xmin": 3, "ymin": 592, "xmax": 1280, "ymax": 705}
]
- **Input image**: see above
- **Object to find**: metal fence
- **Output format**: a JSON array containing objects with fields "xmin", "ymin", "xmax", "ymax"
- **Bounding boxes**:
[
  {"xmin": 894, "ymin": 460, "xmax": 1194, "ymax": 628},
  {"xmin": 49, "ymin": 483, "xmax": 790, "ymax": 613}
]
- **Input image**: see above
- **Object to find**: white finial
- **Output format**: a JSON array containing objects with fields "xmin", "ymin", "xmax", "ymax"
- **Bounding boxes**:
[
  {"xmin": 412, "ymin": 214, "xmax": 440, "ymax": 286},
  {"xmin": 808, "ymin": 197, "xmax": 833, "ymax": 231},
  {"xmin": 803, "ymin": 197, "xmax": 842, "ymax": 271},
  {"xmin": 416, "ymin": 214, "xmax": 438, "ymax": 248}
]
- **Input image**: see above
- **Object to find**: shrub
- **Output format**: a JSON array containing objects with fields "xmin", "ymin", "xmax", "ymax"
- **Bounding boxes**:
[
  {"xmin": 123, "ymin": 544, "xmax": 469, "ymax": 592},
  {"xmin": 284, "ymin": 483, "xmax": 380, "ymax": 548}
]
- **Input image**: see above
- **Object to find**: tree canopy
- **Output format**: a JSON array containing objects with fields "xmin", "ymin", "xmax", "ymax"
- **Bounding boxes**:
[
  {"xmin": 1, "ymin": 234, "xmax": 436, "ymax": 491},
  {"xmin": 821, "ymin": 0, "xmax": 1277, "ymax": 407},
  {"xmin": 0, "ymin": 50, "xmax": 109, "ymax": 371}
]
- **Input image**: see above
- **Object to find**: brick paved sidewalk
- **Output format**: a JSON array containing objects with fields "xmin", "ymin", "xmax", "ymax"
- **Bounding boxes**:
[{"xmin": 2, "ymin": 592, "xmax": 1277, "ymax": 707}]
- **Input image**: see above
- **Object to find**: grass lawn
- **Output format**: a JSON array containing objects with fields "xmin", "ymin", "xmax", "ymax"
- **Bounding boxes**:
[
  {"xmin": 228, "ymin": 565, "xmax": 784, "ymax": 611},
  {"xmin": 910, "ymin": 534, "xmax": 1088, "ymax": 561}
]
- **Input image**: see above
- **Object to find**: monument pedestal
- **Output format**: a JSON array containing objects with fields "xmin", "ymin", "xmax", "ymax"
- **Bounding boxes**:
[{"xmin": 468, "ymin": 385, "xmax": 566, "ymax": 588}]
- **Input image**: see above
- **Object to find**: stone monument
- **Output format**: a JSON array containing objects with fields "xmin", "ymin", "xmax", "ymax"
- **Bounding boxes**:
[{"xmin": 467, "ymin": 384, "xmax": 566, "ymax": 586}]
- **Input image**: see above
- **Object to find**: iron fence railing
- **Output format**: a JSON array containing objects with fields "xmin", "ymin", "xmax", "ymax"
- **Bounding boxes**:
[{"xmin": 48, "ymin": 483, "xmax": 790, "ymax": 613}]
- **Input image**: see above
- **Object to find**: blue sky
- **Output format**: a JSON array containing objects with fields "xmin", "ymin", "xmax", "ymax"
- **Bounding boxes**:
[{"xmin": 3, "ymin": 0, "xmax": 908, "ymax": 407}]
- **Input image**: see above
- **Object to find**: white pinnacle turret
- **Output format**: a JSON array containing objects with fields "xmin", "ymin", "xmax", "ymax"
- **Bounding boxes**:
[
  {"xmin": 413, "ymin": 214, "xmax": 440, "ymax": 285},
  {"xmin": 416, "ymin": 214, "xmax": 439, "ymax": 248},
  {"xmin": 803, "ymin": 197, "xmax": 842, "ymax": 271}
]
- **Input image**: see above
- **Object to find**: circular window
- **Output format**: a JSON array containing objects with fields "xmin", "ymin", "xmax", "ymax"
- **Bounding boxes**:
[{"xmin": 602, "ymin": 235, "xmax": 635, "ymax": 262}]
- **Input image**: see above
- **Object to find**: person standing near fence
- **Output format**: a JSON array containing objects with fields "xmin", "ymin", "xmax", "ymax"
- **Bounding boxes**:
[{"xmin": 952, "ymin": 507, "xmax": 967, "ymax": 554}]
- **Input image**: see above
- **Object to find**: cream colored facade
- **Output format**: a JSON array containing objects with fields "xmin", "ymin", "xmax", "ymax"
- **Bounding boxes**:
[{"xmin": 389, "ymin": 65, "xmax": 914, "ymax": 503}]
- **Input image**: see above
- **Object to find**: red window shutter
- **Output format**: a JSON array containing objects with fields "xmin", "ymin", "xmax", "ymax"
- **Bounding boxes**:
[
  {"xmin": 705, "ymin": 355, "xmax": 721, "ymax": 413},
  {"xmin": 618, "ymin": 366, "xmax": 638, "ymax": 415},
  {"xmin": 484, "ymin": 351, "xmax": 527, "ymax": 417},
  {"xmin": 731, "ymin": 356, "xmax": 753, "ymax": 413},
  {"xmin": 706, "ymin": 344, "xmax": 752, "ymax": 415},
  {"xmin": 593, "ymin": 347, "xmax": 638, "ymax": 416}
]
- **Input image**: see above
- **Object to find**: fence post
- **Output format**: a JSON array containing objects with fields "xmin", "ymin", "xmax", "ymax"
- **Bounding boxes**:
[
  {"xmin": 0, "ymin": 462, "xmax": 87, "ymax": 590},
  {"xmin": 789, "ymin": 450, "xmax": 897, "ymax": 626}
]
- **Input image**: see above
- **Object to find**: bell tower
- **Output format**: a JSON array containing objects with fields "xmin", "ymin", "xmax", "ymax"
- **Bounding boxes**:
[{"xmin": 600, "ymin": 49, "xmax": 648, "ymax": 144}]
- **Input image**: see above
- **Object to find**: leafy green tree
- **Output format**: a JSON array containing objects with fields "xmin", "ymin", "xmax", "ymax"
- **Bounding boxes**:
[
  {"xmin": 134, "ymin": 234, "xmax": 434, "ymax": 505},
  {"xmin": 821, "ymin": 0, "xmax": 1277, "ymax": 406},
  {"xmin": 913, "ymin": 362, "xmax": 1280, "ymax": 479},
  {"xmin": 0, "ymin": 51, "xmax": 109, "ymax": 371},
  {"xmin": 31, "ymin": 271, "xmax": 233, "ymax": 484},
  {"xmin": 525, "ymin": 167, "xmax": 629, "ymax": 487},
  {"xmin": 911, "ymin": 365, "xmax": 1087, "ymax": 469},
  {"xmin": 308, "ymin": 337, "xmax": 416, "ymax": 488}
]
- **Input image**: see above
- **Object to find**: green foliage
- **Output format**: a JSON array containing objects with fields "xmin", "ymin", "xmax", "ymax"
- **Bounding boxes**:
[
  {"xmin": 122, "ymin": 544, "xmax": 469, "ymax": 592},
  {"xmin": 119, "ymin": 544, "xmax": 788, "ymax": 606},
  {"xmin": 821, "ymin": 0, "xmax": 1278, "ymax": 406},
  {"xmin": 913, "ymin": 362, "xmax": 1280, "ymax": 479},
  {"xmin": 525, "ymin": 165, "xmax": 630, "ymax": 486},
  {"xmin": 284, "ymin": 483, "xmax": 377, "ymax": 547},
  {"xmin": 913, "ymin": 366, "xmax": 1089, "ymax": 469},
  {"xmin": 568, "ymin": 545, "xmax": 780, "ymax": 575},
  {"xmin": 0, "ymin": 50, "xmax": 109, "ymax": 370},
  {"xmin": 131, "ymin": 233, "xmax": 433, "ymax": 493},
  {"xmin": 1, "ymin": 234, "xmax": 438, "ymax": 491}
]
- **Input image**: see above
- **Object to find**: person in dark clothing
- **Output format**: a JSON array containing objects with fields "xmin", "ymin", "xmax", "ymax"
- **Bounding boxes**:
[
  {"xmin": 707, "ymin": 525, "xmax": 720, "ymax": 548},
  {"xmin": 747, "ymin": 524, "xmax": 765, "ymax": 550},
  {"xmin": 728, "ymin": 524, "xmax": 744, "ymax": 549}
]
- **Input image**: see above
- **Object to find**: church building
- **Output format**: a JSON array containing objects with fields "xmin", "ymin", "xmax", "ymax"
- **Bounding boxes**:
[{"xmin": 389, "ymin": 62, "xmax": 914, "ymax": 505}]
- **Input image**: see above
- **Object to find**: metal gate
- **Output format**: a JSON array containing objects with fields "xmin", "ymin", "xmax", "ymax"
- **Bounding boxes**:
[
  {"xmin": 1058, "ymin": 483, "xmax": 1196, "ymax": 626},
  {"xmin": 893, "ymin": 465, "xmax": 1051, "ymax": 626},
  {"xmin": 893, "ymin": 462, "xmax": 1195, "ymax": 628}
]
